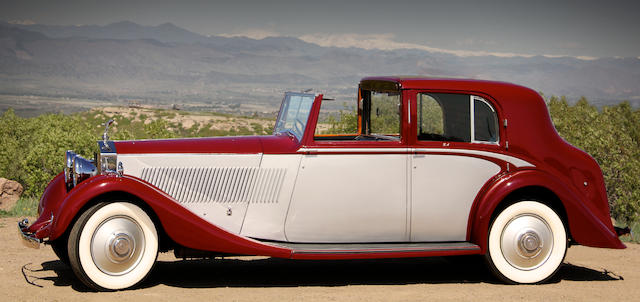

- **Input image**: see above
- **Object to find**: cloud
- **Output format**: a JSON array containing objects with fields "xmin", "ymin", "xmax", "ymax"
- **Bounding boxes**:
[
  {"xmin": 215, "ymin": 30, "xmax": 597, "ymax": 60},
  {"xmin": 218, "ymin": 29, "xmax": 281, "ymax": 40},
  {"xmin": 298, "ymin": 33, "xmax": 597, "ymax": 60},
  {"xmin": 455, "ymin": 38, "xmax": 498, "ymax": 48},
  {"xmin": 8, "ymin": 19, "xmax": 36, "ymax": 25}
]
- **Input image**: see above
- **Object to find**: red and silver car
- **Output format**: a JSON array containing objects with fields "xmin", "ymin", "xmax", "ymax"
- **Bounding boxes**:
[{"xmin": 19, "ymin": 76, "xmax": 626, "ymax": 290}]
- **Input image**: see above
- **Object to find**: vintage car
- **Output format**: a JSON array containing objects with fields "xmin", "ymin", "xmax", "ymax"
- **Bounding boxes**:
[{"xmin": 19, "ymin": 76, "xmax": 626, "ymax": 290}]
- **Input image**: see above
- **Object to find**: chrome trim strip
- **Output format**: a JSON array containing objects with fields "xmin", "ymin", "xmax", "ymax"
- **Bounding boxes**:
[
  {"xmin": 280, "ymin": 242, "xmax": 481, "ymax": 255},
  {"xmin": 413, "ymin": 148, "xmax": 534, "ymax": 167},
  {"xmin": 470, "ymin": 96, "xmax": 500, "ymax": 145},
  {"xmin": 470, "ymin": 95, "xmax": 475, "ymax": 142},
  {"xmin": 298, "ymin": 148, "xmax": 534, "ymax": 167}
]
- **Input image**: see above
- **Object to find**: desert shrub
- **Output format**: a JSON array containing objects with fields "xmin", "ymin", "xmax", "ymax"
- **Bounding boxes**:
[
  {"xmin": 320, "ymin": 105, "xmax": 358, "ymax": 135},
  {"xmin": 0, "ymin": 109, "xmax": 95, "ymax": 196},
  {"xmin": 548, "ymin": 97, "xmax": 640, "ymax": 224},
  {"xmin": 143, "ymin": 119, "xmax": 173, "ymax": 139}
]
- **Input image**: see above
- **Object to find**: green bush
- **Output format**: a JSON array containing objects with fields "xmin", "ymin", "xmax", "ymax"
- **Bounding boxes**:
[
  {"xmin": 320, "ymin": 105, "xmax": 358, "ymax": 134},
  {"xmin": 0, "ymin": 109, "xmax": 95, "ymax": 196},
  {"xmin": 548, "ymin": 97, "xmax": 640, "ymax": 224}
]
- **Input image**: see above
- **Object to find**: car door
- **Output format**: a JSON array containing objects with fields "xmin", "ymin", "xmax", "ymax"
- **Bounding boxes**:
[
  {"xmin": 284, "ymin": 90, "xmax": 409, "ymax": 243},
  {"xmin": 410, "ymin": 91, "xmax": 503, "ymax": 242}
]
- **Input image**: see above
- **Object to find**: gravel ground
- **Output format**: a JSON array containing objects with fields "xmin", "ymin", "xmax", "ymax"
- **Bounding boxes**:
[{"xmin": 2, "ymin": 217, "xmax": 637, "ymax": 302}]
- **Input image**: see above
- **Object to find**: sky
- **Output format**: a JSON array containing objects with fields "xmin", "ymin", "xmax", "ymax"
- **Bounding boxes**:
[{"xmin": 1, "ymin": 0, "xmax": 639, "ymax": 58}]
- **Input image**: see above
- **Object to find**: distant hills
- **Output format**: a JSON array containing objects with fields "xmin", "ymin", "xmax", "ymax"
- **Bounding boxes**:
[{"xmin": 1, "ymin": 20, "xmax": 639, "ymax": 110}]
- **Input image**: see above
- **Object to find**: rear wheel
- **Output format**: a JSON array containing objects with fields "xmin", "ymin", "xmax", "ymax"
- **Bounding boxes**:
[
  {"xmin": 486, "ymin": 201, "xmax": 567, "ymax": 284},
  {"xmin": 68, "ymin": 202, "xmax": 158, "ymax": 290}
]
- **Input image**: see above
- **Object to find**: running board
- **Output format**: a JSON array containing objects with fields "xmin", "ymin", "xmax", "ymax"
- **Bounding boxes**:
[{"xmin": 257, "ymin": 241, "xmax": 481, "ymax": 260}]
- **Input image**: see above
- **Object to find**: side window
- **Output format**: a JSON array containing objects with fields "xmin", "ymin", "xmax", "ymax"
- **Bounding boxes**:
[
  {"xmin": 417, "ymin": 93, "xmax": 498, "ymax": 144},
  {"xmin": 314, "ymin": 89, "xmax": 401, "ymax": 141},
  {"xmin": 418, "ymin": 93, "xmax": 470, "ymax": 142},
  {"xmin": 417, "ymin": 94, "xmax": 444, "ymax": 139},
  {"xmin": 314, "ymin": 101, "xmax": 358, "ymax": 137},
  {"xmin": 473, "ymin": 97, "xmax": 499, "ymax": 143},
  {"xmin": 370, "ymin": 91, "xmax": 401, "ymax": 136}
]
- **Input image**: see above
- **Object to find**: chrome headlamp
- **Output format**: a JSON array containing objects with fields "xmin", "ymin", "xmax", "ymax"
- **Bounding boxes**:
[
  {"xmin": 64, "ymin": 150, "xmax": 77, "ymax": 185},
  {"xmin": 64, "ymin": 141, "xmax": 118, "ymax": 191},
  {"xmin": 64, "ymin": 120, "xmax": 120, "ymax": 191},
  {"xmin": 64, "ymin": 151, "xmax": 97, "ymax": 190},
  {"xmin": 72, "ymin": 155, "xmax": 97, "ymax": 186}
]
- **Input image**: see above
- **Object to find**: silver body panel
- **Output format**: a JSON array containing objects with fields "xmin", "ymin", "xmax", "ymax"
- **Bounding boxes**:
[{"xmin": 118, "ymin": 149, "xmax": 517, "ymax": 243}]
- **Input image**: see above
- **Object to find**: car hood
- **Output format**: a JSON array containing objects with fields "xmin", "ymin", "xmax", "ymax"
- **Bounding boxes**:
[{"xmin": 114, "ymin": 134, "xmax": 300, "ymax": 155}]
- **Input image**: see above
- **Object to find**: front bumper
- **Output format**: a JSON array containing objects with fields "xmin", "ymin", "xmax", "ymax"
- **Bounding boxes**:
[{"xmin": 18, "ymin": 219, "xmax": 43, "ymax": 249}]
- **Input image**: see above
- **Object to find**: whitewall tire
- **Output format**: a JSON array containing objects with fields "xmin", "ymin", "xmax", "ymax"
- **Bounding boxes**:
[
  {"xmin": 486, "ymin": 201, "xmax": 567, "ymax": 284},
  {"xmin": 68, "ymin": 202, "xmax": 158, "ymax": 290}
]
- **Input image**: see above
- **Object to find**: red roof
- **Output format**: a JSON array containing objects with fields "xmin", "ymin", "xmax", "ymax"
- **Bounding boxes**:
[{"xmin": 360, "ymin": 76, "xmax": 533, "ymax": 95}]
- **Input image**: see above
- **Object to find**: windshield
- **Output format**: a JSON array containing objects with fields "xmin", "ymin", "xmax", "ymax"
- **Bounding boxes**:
[{"xmin": 273, "ymin": 92, "xmax": 316, "ymax": 140}]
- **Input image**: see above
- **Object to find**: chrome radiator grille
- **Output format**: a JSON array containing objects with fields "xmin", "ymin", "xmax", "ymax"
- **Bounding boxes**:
[{"xmin": 140, "ymin": 167, "xmax": 286, "ymax": 203}]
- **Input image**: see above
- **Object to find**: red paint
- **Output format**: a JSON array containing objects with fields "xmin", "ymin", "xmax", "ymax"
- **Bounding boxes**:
[
  {"xmin": 37, "ymin": 174, "xmax": 290, "ymax": 257},
  {"xmin": 29, "ymin": 77, "xmax": 624, "ymax": 261},
  {"xmin": 25, "ymin": 172, "xmax": 67, "ymax": 238},
  {"xmin": 467, "ymin": 170, "xmax": 625, "ymax": 251}
]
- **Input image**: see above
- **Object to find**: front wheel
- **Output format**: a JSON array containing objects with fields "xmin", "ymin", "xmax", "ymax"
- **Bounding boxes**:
[
  {"xmin": 68, "ymin": 202, "xmax": 158, "ymax": 290},
  {"xmin": 486, "ymin": 201, "xmax": 567, "ymax": 284},
  {"xmin": 50, "ymin": 236, "xmax": 69, "ymax": 266}
]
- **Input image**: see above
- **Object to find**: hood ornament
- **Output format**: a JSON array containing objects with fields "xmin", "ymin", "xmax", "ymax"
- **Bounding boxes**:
[{"xmin": 102, "ymin": 119, "xmax": 115, "ymax": 149}]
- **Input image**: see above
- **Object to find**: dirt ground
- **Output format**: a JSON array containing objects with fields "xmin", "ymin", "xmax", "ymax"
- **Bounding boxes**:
[{"xmin": 2, "ymin": 217, "xmax": 638, "ymax": 302}]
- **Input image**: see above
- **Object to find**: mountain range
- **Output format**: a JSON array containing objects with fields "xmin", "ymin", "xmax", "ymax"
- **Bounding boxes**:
[{"xmin": 1, "ymin": 20, "xmax": 639, "ymax": 111}]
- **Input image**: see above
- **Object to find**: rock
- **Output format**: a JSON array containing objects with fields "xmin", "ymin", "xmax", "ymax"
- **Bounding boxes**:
[{"xmin": 0, "ymin": 177, "xmax": 24, "ymax": 211}]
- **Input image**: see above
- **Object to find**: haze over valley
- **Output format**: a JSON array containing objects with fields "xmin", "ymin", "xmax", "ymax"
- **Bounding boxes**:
[{"xmin": 1, "ymin": 20, "xmax": 639, "ymax": 116}]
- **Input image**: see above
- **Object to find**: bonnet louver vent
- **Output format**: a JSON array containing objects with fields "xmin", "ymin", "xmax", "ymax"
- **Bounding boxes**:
[{"xmin": 140, "ymin": 167, "xmax": 286, "ymax": 203}]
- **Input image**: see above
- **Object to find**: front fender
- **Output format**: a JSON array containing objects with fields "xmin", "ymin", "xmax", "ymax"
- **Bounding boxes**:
[
  {"xmin": 468, "ymin": 169, "xmax": 624, "ymax": 252},
  {"xmin": 46, "ymin": 174, "xmax": 290, "ymax": 257}
]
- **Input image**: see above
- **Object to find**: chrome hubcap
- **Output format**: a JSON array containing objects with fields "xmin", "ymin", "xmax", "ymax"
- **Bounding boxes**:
[
  {"xmin": 109, "ymin": 233, "xmax": 134, "ymax": 261},
  {"xmin": 519, "ymin": 231, "xmax": 541, "ymax": 256},
  {"xmin": 91, "ymin": 216, "xmax": 145, "ymax": 276},
  {"xmin": 501, "ymin": 214, "xmax": 553, "ymax": 270}
]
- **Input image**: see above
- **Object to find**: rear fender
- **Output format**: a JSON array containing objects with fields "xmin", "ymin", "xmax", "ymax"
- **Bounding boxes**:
[
  {"xmin": 49, "ymin": 174, "xmax": 290, "ymax": 257},
  {"xmin": 469, "ymin": 169, "xmax": 624, "ymax": 252}
]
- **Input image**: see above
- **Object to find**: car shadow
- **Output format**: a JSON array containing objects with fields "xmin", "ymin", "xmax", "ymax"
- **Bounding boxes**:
[
  {"xmin": 22, "ymin": 260, "xmax": 91, "ymax": 292},
  {"xmin": 30, "ymin": 256, "xmax": 622, "ymax": 291}
]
